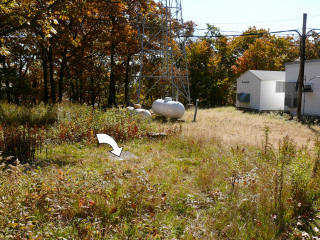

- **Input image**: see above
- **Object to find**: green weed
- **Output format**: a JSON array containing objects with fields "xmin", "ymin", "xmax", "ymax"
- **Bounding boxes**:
[
  {"xmin": 1, "ymin": 106, "xmax": 320, "ymax": 239},
  {"xmin": 0, "ymin": 102, "xmax": 57, "ymax": 126}
]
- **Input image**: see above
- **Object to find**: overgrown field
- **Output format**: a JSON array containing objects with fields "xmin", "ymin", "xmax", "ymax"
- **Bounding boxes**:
[{"xmin": 1, "ymin": 104, "xmax": 320, "ymax": 239}]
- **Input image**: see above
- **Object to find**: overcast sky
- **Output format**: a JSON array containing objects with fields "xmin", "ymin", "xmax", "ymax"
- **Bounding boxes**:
[{"xmin": 181, "ymin": 0, "xmax": 320, "ymax": 36}]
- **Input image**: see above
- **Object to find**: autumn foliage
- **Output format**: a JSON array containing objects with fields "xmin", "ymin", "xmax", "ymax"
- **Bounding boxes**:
[{"xmin": 1, "ymin": 1, "xmax": 320, "ymax": 108}]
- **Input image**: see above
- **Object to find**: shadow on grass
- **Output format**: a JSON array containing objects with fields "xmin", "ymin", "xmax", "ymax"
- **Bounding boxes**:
[
  {"xmin": 34, "ymin": 156, "xmax": 78, "ymax": 169},
  {"xmin": 152, "ymin": 115, "xmax": 185, "ymax": 123},
  {"xmin": 307, "ymin": 125, "xmax": 320, "ymax": 135},
  {"xmin": 31, "ymin": 143, "xmax": 99, "ymax": 168}
]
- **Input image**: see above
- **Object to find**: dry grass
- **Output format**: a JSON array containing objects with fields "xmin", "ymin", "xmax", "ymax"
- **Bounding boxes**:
[
  {"xmin": 182, "ymin": 107, "xmax": 320, "ymax": 149},
  {"xmin": 2, "ymin": 106, "xmax": 320, "ymax": 239}
]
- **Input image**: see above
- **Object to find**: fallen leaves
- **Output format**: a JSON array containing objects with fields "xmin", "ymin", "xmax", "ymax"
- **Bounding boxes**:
[
  {"xmin": 161, "ymin": 192, "xmax": 167, "ymax": 201},
  {"xmin": 110, "ymin": 207, "xmax": 118, "ymax": 214}
]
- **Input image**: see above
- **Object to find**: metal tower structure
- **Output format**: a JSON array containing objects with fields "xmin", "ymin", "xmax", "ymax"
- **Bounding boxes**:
[{"xmin": 132, "ymin": 0, "xmax": 190, "ymax": 104}]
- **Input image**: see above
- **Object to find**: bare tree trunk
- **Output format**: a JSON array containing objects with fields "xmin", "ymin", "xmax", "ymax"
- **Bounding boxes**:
[
  {"xmin": 125, "ymin": 53, "xmax": 132, "ymax": 106},
  {"xmin": 70, "ymin": 81, "xmax": 75, "ymax": 102},
  {"xmin": 49, "ymin": 37, "xmax": 56, "ymax": 103},
  {"xmin": 0, "ymin": 53, "xmax": 10, "ymax": 103},
  {"xmin": 79, "ymin": 48, "xmax": 85, "ymax": 103},
  {"xmin": 59, "ymin": 47, "xmax": 67, "ymax": 102},
  {"xmin": 90, "ymin": 76, "xmax": 96, "ymax": 106},
  {"xmin": 42, "ymin": 47, "xmax": 49, "ymax": 104},
  {"xmin": 108, "ymin": 16, "xmax": 117, "ymax": 107},
  {"xmin": 5, "ymin": 80, "xmax": 10, "ymax": 103}
]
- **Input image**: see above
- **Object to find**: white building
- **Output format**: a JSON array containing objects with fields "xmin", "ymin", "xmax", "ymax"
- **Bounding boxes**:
[
  {"xmin": 285, "ymin": 59, "xmax": 320, "ymax": 116},
  {"xmin": 236, "ymin": 70, "xmax": 285, "ymax": 111}
]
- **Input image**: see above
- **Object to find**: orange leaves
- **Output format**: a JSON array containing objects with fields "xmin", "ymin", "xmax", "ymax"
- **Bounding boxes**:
[
  {"xmin": 161, "ymin": 192, "xmax": 167, "ymax": 201},
  {"xmin": 78, "ymin": 198, "xmax": 84, "ymax": 208},
  {"xmin": 79, "ymin": 198, "xmax": 96, "ymax": 209},
  {"xmin": 254, "ymin": 219, "xmax": 262, "ymax": 227},
  {"xmin": 88, "ymin": 200, "xmax": 96, "ymax": 206},
  {"xmin": 110, "ymin": 207, "xmax": 118, "ymax": 214},
  {"xmin": 208, "ymin": 189, "xmax": 223, "ymax": 202},
  {"xmin": 231, "ymin": 28, "xmax": 298, "ymax": 76},
  {"xmin": 60, "ymin": 15, "xmax": 69, "ymax": 21},
  {"xmin": 147, "ymin": 206, "xmax": 155, "ymax": 216}
]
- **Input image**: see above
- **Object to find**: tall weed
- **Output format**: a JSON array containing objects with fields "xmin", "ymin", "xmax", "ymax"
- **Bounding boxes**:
[
  {"xmin": 53, "ymin": 104, "xmax": 157, "ymax": 143},
  {"xmin": 0, "ymin": 102, "xmax": 57, "ymax": 126},
  {"xmin": 274, "ymin": 135, "xmax": 296, "ymax": 233},
  {"xmin": 0, "ymin": 124, "xmax": 45, "ymax": 165},
  {"xmin": 0, "ymin": 103, "xmax": 56, "ymax": 164},
  {"xmin": 313, "ymin": 136, "xmax": 320, "ymax": 176}
]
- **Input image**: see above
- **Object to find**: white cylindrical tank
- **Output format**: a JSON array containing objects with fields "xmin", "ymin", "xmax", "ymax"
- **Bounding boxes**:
[
  {"xmin": 152, "ymin": 97, "xmax": 185, "ymax": 119},
  {"xmin": 135, "ymin": 108, "xmax": 152, "ymax": 118},
  {"xmin": 126, "ymin": 106, "xmax": 151, "ymax": 118}
]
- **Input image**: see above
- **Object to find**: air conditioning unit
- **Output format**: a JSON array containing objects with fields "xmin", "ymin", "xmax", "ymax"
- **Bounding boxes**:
[
  {"xmin": 285, "ymin": 96, "xmax": 297, "ymax": 108},
  {"xmin": 285, "ymin": 83, "xmax": 298, "ymax": 108},
  {"xmin": 237, "ymin": 93, "xmax": 250, "ymax": 103},
  {"xmin": 304, "ymin": 83, "xmax": 314, "ymax": 92}
]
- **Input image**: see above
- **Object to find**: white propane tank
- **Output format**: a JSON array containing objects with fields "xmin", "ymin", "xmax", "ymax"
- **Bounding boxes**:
[
  {"xmin": 126, "ymin": 105, "xmax": 151, "ymax": 118},
  {"xmin": 152, "ymin": 97, "xmax": 185, "ymax": 119},
  {"xmin": 135, "ymin": 108, "xmax": 152, "ymax": 118}
]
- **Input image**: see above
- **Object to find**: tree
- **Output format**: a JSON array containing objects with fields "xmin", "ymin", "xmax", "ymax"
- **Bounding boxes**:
[
  {"xmin": 187, "ymin": 40, "xmax": 213, "ymax": 104},
  {"xmin": 204, "ymin": 24, "xmax": 237, "ymax": 105},
  {"xmin": 305, "ymin": 31, "xmax": 320, "ymax": 60},
  {"xmin": 231, "ymin": 27, "xmax": 299, "ymax": 76},
  {"xmin": 2, "ymin": 2, "xmax": 307, "ymax": 107}
]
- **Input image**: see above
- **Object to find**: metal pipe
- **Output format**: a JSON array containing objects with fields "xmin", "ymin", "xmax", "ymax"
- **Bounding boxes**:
[{"xmin": 193, "ymin": 99, "xmax": 199, "ymax": 122}]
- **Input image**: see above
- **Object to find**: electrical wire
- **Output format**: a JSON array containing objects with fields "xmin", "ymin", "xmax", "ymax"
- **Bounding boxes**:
[
  {"xmin": 184, "ymin": 29, "xmax": 320, "ymax": 38},
  {"xmin": 192, "ymin": 28, "xmax": 243, "ymax": 33},
  {"xmin": 192, "ymin": 14, "xmax": 320, "ymax": 26}
]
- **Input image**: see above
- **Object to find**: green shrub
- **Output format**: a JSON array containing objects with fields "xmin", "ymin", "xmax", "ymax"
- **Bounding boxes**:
[
  {"xmin": 0, "ymin": 102, "xmax": 57, "ymax": 126},
  {"xmin": 52, "ymin": 104, "xmax": 158, "ymax": 144}
]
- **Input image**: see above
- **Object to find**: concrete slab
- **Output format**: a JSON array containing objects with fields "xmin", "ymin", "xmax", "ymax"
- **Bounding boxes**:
[
  {"xmin": 107, "ymin": 151, "xmax": 138, "ymax": 161},
  {"xmin": 147, "ymin": 132, "xmax": 167, "ymax": 138}
]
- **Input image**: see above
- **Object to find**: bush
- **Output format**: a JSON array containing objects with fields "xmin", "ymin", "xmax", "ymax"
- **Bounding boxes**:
[
  {"xmin": 0, "ymin": 103, "xmax": 55, "ymax": 164},
  {"xmin": 0, "ymin": 102, "xmax": 57, "ymax": 126},
  {"xmin": 51, "ymin": 104, "xmax": 158, "ymax": 144},
  {"xmin": 0, "ymin": 103, "xmax": 167, "ymax": 163},
  {"xmin": 0, "ymin": 124, "xmax": 45, "ymax": 165}
]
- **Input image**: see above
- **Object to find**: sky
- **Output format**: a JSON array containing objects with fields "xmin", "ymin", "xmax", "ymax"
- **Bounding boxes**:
[{"xmin": 181, "ymin": 0, "xmax": 320, "ymax": 37}]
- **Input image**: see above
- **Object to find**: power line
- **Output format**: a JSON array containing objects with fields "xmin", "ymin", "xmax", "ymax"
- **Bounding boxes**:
[
  {"xmin": 185, "ymin": 28, "xmax": 320, "ymax": 38},
  {"xmin": 184, "ymin": 29, "xmax": 305, "ymax": 38},
  {"xmin": 193, "ymin": 28, "xmax": 243, "ymax": 33},
  {"xmin": 192, "ymin": 14, "xmax": 320, "ymax": 26}
]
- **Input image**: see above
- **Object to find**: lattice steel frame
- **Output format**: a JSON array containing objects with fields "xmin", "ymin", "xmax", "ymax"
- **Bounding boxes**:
[{"xmin": 132, "ymin": 0, "xmax": 190, "ymax": 104}]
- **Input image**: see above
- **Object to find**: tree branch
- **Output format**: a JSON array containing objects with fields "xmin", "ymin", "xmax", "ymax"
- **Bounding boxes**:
[{"xmin": 0, "ymin": 14, "xmax": 39, "ymax": 38}]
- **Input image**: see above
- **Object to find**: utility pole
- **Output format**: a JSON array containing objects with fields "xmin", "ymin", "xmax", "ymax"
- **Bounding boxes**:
[{"xmin": 297, "ymin": 13, "xmax": 307, "ymax": 121}]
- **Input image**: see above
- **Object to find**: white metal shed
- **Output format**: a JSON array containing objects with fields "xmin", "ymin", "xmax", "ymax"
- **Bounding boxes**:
[
  {"xmin": 236, "ymin": 70, "xmax": 285, "ymax": 111},
  {"xmin": 285, "ymin": 59, "xmax": 320, "ymax": 116}
]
